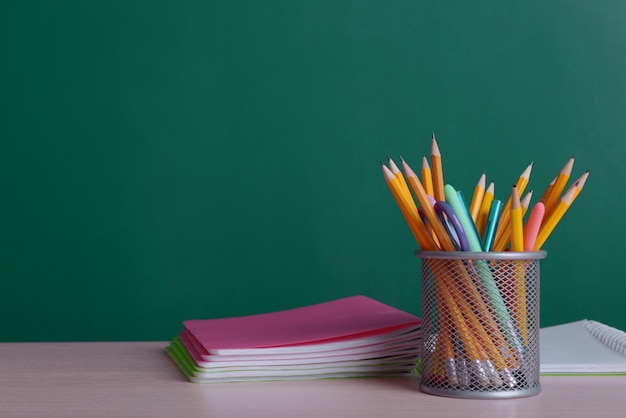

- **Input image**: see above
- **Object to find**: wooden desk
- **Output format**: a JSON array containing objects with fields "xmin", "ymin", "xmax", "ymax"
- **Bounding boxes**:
[{"xmin": 0, "ymin": 342, "xmax": 624, "ymax": 417}]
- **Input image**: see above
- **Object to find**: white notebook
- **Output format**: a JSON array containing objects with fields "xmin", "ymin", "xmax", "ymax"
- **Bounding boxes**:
[{"xmin": 540, "ymin": 319, "xmax": 626, "ymax": 375}]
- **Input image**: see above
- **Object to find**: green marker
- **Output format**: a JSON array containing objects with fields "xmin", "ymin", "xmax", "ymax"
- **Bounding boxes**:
[{"xmin": 444, "ymin": 184, "xmax": 528, "ymax": 376}]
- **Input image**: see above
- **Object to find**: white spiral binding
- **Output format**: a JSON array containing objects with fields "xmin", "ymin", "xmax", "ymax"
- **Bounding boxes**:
[{"xmin": 582, "ymin": 319, "xmax": 626, "ymax": 356}]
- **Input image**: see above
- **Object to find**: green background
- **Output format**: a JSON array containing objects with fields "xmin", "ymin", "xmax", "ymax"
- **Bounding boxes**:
[{"xmin": 1, "ymin": 1, "xmax": 623, "ymax": 341}]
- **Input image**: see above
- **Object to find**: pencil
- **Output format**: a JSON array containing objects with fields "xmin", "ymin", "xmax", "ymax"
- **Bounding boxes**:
[
  {"xmin": 430, "ymin": 133, "xmax": 446, "ymax": 202},
  {"xmin": 401, "ymin": 159, "xmax": 455, "ymax": 251},
  {"xmin": 492, "ymin": 162, "xmax": 533, "ymax": 252},
  {"xmin": 533, "ymin": 182, "xmax": 581, "ymax": 250},
  {"xmin": 421, "ymin": 155, "xmax": 434, "ymax": 197},
  {"xmin": 475, "ymin": 181, "xmax": 495, "ymax": 237},
  {"xmin": 388, "ymin": 156, "xmax": 413, "ymax": 204},
  {"xmin": 523, "ymin": 202, "xmax": 545, "ymax": 252},
  {"xmin": 510, "ymin": 185, "xmax": 524, "ymax": 252},
  {"xmin": 538, "ymin": 176, "xmax": 556, "ymax": 204},
  {"xmin": 469, "ymin": 172, "xmax": 486, "ymax": 222},
  {"xmin": 542, "ymin": 155, "xmax": 575, "ymax": 218},
  {"xmin": 382, "ymin": 164, "xmax": 439, "ymax": 251},
  {"xmin": 435, "ymin": 274, "xmax": 490, "ymax": 386},
  {"xmin": 521, "ymin": 190, "xmax": 533, "ymax": 214},
  {"xmin": 509, "ymin": 184, "xmax": 526, "ymax": 342},
  {"xmin": 570, "ymin": 170, "xmax": 590, "ymax": 200}
]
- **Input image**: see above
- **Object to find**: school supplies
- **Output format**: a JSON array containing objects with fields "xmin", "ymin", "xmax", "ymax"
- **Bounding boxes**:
[
  {"xmin": 166, "ymin": 296, "xmax": 422, "ymax": 383},
  {"xmin": 540, "ymin": 320, "xmax": 626, "ymax": 375},
  {"xmin": 381, "ymin": 134, "xmax": 589, "ymax": 398},
  {"xmin": 381, "ymin": 137, "xmax": 588, "ymax": 253}
]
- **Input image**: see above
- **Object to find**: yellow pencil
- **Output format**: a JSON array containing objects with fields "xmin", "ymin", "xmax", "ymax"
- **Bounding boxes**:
[
  {"xmin": 388, "ymin": 156, "xmax": 413, "ymax": 203},
  {"xmin": 435, "ymin": 276, "xmax": 488, "ymax": 375},
  {"xmin": 421, "ymin": 155, "xmax": 434, "ymax": 197},
  {"xmin": 382, "ymin": 164, "xmax": 439, "ymax": 251},
  {"xmin": 533, "ymin": 183, "xmax": 581, "ymax": 250},
  {"xmin": 494, "ymin": 188, "xmax": 534, "ymax": 253},
  {"xmin": 469, "ymin": 172, "xmax": 486, "ymax": 222},
  {"xmin": 521, "ymin": 190, "xmax": 533, "ymax": 216},
  {"xmin": 570, "ymin": 170, "xmax": 590, "ymax": 200},
  {"xmin": 401, "ymin": 158, "xmax": 455, "ymax": 251},
  {"xmin": 542, "ymin": 155, "xmax": 575, "ymax": 218},
  {"xmin": 492, "ymin": 162, "xmax": 533, "ymax": 251},
  {"xmin": 475, "ymin": 181, "xmax": 495, "ymax": 237},
  {"xmin": 430, "ymin": 133, "xmax": 446, "ymax": 202},
  {"xmin": 510, "ymin": 185, "xmax": 524, "ymax": 252},
  {"xmin": 446, "ymin": 262, "xmax": 518, "ymax": 371}
]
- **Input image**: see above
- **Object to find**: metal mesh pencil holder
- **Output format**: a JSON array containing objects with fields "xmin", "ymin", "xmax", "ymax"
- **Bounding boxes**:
[{"xmin": 416, "ymin": 251, "xmax": 547, "ymax": 399}]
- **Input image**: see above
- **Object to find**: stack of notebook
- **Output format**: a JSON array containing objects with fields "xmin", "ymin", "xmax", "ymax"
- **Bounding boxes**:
[{"xmin": 166, "ymin": 295, "xmax": 422, "ymax": 383}]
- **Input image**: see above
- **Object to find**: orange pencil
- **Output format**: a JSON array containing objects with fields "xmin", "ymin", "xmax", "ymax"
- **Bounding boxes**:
[
  {"xmin": 401, "ymin": 158, "xmax": 454, "ymax": 251},
  {"xmin": 430, "ymin": 133, "xmax": 446, "ymax": 202},
  {"xmin": 538, "ymin": 176, "xmax": 556, "ymax": 204},
  {"xmin": 381, "ymin": 163, "xmax": 438, "ymax": 251},
  {"xmin": 469, "ymin": 172, "xmax": 486, "ymax": 222},
  {"xmin": 542, "ymin": 155, "xmax": 575, "ymax": 218},
  {"xmin": 387, "ymin": 156, "xmax": 412, "ymax": 203},
  {"xmin": 421, "ymin": 155, "xmax": 434, "ymax": 197},
  {"xmin": 475, "ymin": 181, "xmax": 495, "ymax": 236}
]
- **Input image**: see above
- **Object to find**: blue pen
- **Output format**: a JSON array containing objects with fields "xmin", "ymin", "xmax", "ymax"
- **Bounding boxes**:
[{"xmin": 483, "ymin": 199, "xmax": 503, "ymax": 251}]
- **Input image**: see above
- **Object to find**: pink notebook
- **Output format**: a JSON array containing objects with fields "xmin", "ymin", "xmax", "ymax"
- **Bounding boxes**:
[{"xmin": 183, "ymin": 295, "xmax": 421, "ymax": 356}]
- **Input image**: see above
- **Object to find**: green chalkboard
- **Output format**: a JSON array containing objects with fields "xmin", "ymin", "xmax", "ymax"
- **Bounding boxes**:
[{"xmin": 1, "ymin": 1, "xmax": 624, "ymax": 341}]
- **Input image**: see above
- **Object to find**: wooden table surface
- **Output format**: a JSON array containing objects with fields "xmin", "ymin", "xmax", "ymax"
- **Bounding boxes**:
[{"xmin": 1, "ymin": 341, "xmax": 624, "ymax": 417}]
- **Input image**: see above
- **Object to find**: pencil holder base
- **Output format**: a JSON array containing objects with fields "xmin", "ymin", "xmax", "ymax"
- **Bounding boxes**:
[{"xmin": 419, "ymin": 382, "xmax": 541, "ymax": 399}]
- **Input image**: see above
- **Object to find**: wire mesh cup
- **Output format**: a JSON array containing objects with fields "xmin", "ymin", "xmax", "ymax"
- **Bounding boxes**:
[{"xmin": 415, "ymin": 251, "xmax": 547, "ymax": 399}]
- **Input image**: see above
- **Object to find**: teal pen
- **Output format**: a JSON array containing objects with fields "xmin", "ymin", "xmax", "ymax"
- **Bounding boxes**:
[
  {"xmin": 445, "ymin": 184, "xmax": 528, "ymax": 378},
  {"xmin": 483, "ymin": 199, "xmax": 503, "ymax": 251},
  {"xmin": 445, "ymin": 186, "xmax": 483, "ymax": 251},
  {"xmin": 456, "ymin": 190, "xmax": 483, "ymax": 250}
]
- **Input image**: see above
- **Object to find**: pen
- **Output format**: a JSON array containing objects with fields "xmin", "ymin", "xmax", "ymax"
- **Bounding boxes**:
[
  {"xmin": 523, "ymin": 202, "xmax": 545, "ymax": 252},
  {"xmin": 483, "ymin": 199, "xmax": 503, "ymax": 251}
]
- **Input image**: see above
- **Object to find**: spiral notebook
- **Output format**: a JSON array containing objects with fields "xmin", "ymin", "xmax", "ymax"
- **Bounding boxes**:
[{"xmin": 540, "ymin": 319, "xmax": 626, "ymax": 375}]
